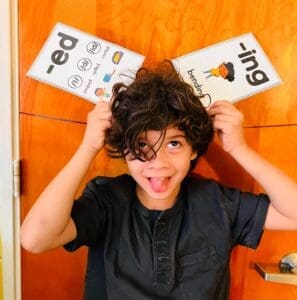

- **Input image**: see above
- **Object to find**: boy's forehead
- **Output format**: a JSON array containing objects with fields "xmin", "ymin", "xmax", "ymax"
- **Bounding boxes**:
[{"xmin": 139, "ymin": 126, "xmax": 185, "ymax": 139}]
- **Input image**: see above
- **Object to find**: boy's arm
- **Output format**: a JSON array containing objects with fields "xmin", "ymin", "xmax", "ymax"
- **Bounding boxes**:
[
  {"xmin": 20, "ymin": 101, "xmax": 112, "ymax": 253},
  {"xmin": 208, "ymin": 101, "xmax": 297, "ymax": 230}
]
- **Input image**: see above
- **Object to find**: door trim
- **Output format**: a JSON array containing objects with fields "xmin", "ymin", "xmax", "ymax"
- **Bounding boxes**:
[{"xmin": 0, "ymin": 0, "xmax": 21, "ymax": 299}]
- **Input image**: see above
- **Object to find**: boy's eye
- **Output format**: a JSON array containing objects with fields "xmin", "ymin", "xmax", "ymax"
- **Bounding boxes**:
[
  {"xmin": 138, "ymin": 142, "xmax": 148, "ymax": 149},
  {"xmin": 168, "ymin": 141, "xmax": 181, "ymax": 148}
]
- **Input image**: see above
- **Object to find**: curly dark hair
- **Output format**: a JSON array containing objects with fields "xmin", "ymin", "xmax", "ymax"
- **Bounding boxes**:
[{"xmin": 106, "ymin": 62, "xmax": 214, "ymax": 169}]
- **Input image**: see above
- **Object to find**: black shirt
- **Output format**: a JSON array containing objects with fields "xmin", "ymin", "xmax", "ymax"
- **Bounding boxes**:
[{"xmin": 64, "ymin": 174, "xmax": 269, "ymax": 300}]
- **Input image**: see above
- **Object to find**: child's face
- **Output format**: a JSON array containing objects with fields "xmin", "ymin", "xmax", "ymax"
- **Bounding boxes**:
[{"xmin": 125, "ymin": 126, "xmax": 197, "ymax": 210}]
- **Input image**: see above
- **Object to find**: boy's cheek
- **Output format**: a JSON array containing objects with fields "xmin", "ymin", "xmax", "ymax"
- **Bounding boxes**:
[{"xmin": 125, "ymin": 154, "xmax": 136, "ymax": 163}]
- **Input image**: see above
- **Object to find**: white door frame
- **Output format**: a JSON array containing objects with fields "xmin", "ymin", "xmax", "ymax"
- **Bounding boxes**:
[{"xmin": 0, "ymin": 0, "xmax": 21, "ymax": 299}]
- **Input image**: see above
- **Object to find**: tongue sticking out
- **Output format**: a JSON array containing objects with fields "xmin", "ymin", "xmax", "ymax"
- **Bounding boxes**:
[{"xmin": 149, "ymin": 177, "xmax": 169, "ymax": 193}]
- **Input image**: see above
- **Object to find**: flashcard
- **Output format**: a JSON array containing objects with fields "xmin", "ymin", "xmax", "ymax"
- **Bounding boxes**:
[
  {"xmin": 171, "ymin": 33, "xmax": 282, "ymax": 107},
  {"xmin": 27, "ymin": 23, "xmax": 145, "ymax": 103}
]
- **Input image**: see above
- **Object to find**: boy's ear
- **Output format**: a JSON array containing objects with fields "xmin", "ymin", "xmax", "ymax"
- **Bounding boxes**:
[{"xmin": 191, "ymin": 151, "xmax": 198, "ymax": 161}]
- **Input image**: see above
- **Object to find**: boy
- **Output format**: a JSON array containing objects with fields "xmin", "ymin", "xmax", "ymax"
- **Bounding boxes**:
[{"xmin": 21, "ymin": 65, "xmax": 297, "ymax": 299}]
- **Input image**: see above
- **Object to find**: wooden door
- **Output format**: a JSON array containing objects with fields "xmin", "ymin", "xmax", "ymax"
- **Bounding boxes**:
[{"xmin": 20, "ymin": 1, "xmax": 297, "ymax": 299}]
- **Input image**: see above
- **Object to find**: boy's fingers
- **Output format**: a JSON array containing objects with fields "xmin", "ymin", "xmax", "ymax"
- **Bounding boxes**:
[
  {"xmin": 91, "ymin": 101, "xmax": 112, "ymax": 118},
  {"xmin": 209, "ymin": 100, "xmax": 238, "ymax": 111},
  {"xmin": 94, "ymin": 100, "xmax": 111, "ymax": 112},
  {"xmin": 208, "ymin": 101, "xmax": 243, "ymax": 121}
]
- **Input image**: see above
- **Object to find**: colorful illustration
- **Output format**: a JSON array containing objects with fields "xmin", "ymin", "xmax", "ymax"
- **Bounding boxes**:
[
  {"xmin": 94, "ymin": 87, "xmax": 110, "ymax": 99},
  {"xmin": 112, "ymin": 51, "xmax": 124, "ymax": 64},
  {"xmin": 103, "ymin": 69, "xmax": 116, "ymax": 82},
  {"xmin": 204, "ymin": 62, "xmax": 235, "ymax": 82}
]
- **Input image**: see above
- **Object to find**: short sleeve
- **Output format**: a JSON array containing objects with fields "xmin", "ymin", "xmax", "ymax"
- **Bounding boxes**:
[
  {"xmin": 64, "ymin": 179, "xmax": 109, "ymax": 252},
  {"xmin": 220, "ymin": 185, "xmax": 270, "ymax": 249}
]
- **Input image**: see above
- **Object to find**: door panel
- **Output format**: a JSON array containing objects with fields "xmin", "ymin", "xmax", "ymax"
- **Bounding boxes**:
[
  {"xmin": 242, "ymin": 126, "xmax": 297, "ymax": 299},
  {"xmin": 20, "ymin": 114, "xmax": 127, "ymax": 299},
  {"xmin": 20, "ymin": 0, "xmax": 297, "ymax": 126},
  {"xmin": 19, "ymin": 0, "xmax": 97, "ymax": 123},
  {"xmin": 197, "ymin": 126, "xmax": 297, "ymax": 299},
  {"xmin": 243, "ymin": 231, "xmax": 297, "ymax": 300},
  {"xmin": 20, "ymin": 114, "xmax": 87, "ymax": 300},
  {"xmin": 20, "ymin": 1, "xmax": 297, "ymax": 299}
]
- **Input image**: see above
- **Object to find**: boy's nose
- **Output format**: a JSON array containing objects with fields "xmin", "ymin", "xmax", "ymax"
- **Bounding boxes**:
[{"xmin": 147, "ymin": 148, "xmax": 169, "ymax": 168}]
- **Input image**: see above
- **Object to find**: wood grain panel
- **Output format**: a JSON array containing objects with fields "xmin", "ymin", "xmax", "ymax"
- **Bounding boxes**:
[
  {"xmin": 20, "ymin": 0, "xmax": 297, "ymax": 125},
  {"xmin": 20, "ymin": 113, "xmax": 86, "ymax": 300},
  {"xmin": 242, "ymin": 125, "xmax": 297, "ymax": 299},
  {"xmin": 196, "ymin": 125, "xmax": 297, "ymax": 299},
  {"xmin": 20, "ymin": 113, "xmax": 127, "ymax": 300},
  {"xmin": 195, "ymin": 128, "xmax": 261, "ymax": 300},
  {"xmin": 19, "ymin": 0, "xmax": 97, "ymax": 123},
  {"xmin": 243, "ymin": 231, "xmax": 297, "ymax": 300},
  {"xmin": 19, "ymin": 1, "xmax": 297, "ymax": 299}
]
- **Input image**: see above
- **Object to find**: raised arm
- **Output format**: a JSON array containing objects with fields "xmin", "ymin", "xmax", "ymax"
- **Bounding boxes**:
[
  {"xmin": 208, "ymin": 100, "xmax": 297, "ymax": 230},
  {"xmin": 20, "ymin": 101, "xmax": 112, "ymax": 253}
]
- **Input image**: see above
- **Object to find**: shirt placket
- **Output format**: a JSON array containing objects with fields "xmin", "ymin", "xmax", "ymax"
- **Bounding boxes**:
[{"xmin": 152, "ymin": 213, "xmax": 171, "ymax": 285}]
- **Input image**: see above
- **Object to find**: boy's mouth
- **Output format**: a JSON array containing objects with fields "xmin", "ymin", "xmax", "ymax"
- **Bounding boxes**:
[{"xmin": 148, "ymin": 177, "xmax": 170, "ymax": 193}]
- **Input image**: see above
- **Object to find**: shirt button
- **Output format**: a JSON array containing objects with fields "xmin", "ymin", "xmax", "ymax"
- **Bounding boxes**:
[
  {"xmin": 158, "ymin": 256, "xmax": 168, "ymax": 261},
  {"xmin": 156, "ymin": 240, "xmax": 167, "ymax": 245}
]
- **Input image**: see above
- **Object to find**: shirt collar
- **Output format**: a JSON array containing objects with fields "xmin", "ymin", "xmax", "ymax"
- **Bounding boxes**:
[{"xmin": 133, "ymin": 180, "xmax": 186, "ymax": 219}]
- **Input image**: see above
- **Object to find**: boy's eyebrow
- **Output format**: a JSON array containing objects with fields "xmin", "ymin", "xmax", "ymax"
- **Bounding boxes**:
[
  {"xmin": 138, "ymin": 134, "xmax": 186, "ymax": 141},
  {"xmin": 165, "ymin": 134, "xmax": 186, "ymax": 140}
]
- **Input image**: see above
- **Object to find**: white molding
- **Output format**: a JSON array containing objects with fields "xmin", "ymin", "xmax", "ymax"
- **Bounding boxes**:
[{"xmin": 0, "ymin": 0, "xmax": 21, "ymax": 299}]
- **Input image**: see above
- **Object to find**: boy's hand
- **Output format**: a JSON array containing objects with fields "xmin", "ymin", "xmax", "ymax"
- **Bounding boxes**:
[
  {"xmin": 208, "ymin": 100, "xmax": 247, "ymax": 154},
  {"xmin": 81, "ymin": 100, "xmax": 112, "ymax": 154}
]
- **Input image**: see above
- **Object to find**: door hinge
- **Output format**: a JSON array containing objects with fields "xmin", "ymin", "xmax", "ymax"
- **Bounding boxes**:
[{"xmin": 13, "ymin": 159, "xmax": 21, "ymax": 198}]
